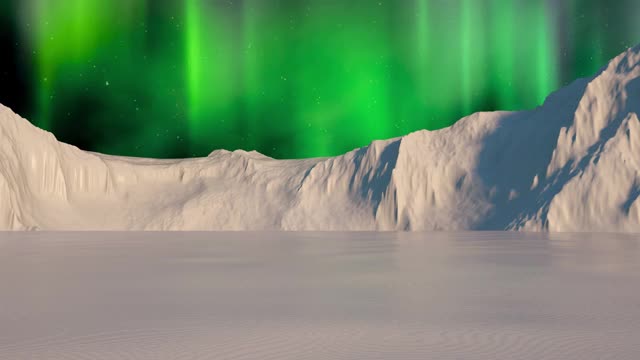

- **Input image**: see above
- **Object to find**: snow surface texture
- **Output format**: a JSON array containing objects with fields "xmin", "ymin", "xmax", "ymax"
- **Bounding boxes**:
[{"xmin": 1, "ymin": 47, "xmax": 640, "ymax": 231}]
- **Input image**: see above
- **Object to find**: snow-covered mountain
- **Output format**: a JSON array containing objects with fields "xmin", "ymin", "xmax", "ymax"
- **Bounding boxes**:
[{"xmin": 2, "ymin": 47, "xmax": 640, "ymax": 231}]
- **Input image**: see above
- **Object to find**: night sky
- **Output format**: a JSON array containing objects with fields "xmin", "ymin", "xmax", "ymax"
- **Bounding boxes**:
[{"xmin": 0, "ymin": 1, "xmax": 639, "ymax": 159}]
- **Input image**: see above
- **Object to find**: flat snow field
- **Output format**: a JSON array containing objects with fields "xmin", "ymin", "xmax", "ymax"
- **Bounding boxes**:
[{"xmin": 0, "ymin": 232, "xmax": 639, "ymax": 359}]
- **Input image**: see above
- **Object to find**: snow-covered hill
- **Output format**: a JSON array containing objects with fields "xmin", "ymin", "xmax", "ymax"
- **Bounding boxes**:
[{"xmin": 2, "ymin": 47, "xmax": 640, "ymax": 231}]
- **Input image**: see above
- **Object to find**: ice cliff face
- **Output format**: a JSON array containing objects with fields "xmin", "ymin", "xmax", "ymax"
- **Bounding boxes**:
[{"xmin": 1, "ymin": 46, "xmax": 640, "ymax": 231}]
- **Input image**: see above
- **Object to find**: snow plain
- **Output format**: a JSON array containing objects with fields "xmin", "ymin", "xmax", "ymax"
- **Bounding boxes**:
[
  {"xmin": 1, "ymin": 232, "xmax": 639, "ymax": 359},
  {"xmin": 2, "ymin": 46, "xmax": 640, "ymax": 230}
]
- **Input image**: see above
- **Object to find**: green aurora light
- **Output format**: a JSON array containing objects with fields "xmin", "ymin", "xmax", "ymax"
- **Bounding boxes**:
[{"xmin": 4, "ymin": 0, "xmax": 640, "ymax": 159}]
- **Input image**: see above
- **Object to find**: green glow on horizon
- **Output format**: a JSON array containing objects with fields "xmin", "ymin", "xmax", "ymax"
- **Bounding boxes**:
[
  {"xmin": 184, "ymin": 0, "xmax": 202, "ymax": 146},
  {"xmin": 416, "ymin": 0, "xmax": 429, "ymax": 71},
  {"xmin": 28, "ymin": 0, "xmax": 111, "ymax": 130},
  {"xmin": 535, "ymin": 2, "xmax": 558, "ymax": 104},
  {"xmin": 460, "ymin": 0, "xmax": 473, "ymax": 114},
  {"xmin": 9, "ymin": 0, "xmax": 640, "ymax": 159},
  {"xmin": 490, "ymin": 0, "xmax": 516, "ymax": 109},
  {"xmin": 241, "ymin": 0, "xmax": 260, "ymax": 151}
]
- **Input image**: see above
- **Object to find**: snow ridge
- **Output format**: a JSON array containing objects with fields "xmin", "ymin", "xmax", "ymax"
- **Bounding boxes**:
[{"xmin": 1, "ymin": 46, "xmax": 640, "ymax": 230}]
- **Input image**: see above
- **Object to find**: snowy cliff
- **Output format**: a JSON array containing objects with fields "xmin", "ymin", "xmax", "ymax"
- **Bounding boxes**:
[{"xmin": 1, "ymin": 46, "xmax": 640, "ymax": 231}]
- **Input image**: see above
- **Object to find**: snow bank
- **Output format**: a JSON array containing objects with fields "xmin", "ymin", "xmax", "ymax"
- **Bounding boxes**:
[{"xmin": 1, "ymin": 46, "xmax": 640, "ymax": 231}]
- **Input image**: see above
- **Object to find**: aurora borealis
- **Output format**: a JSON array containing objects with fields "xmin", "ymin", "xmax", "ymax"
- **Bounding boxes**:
[{"xmin": 1, "ymin": 1, "xmax": 639, "ymax": 159}]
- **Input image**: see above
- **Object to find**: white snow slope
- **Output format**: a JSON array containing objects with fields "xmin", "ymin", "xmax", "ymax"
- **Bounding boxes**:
[{"xmin": 2, "ymin": 47, "xmax": 640, "ymax": 231}]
